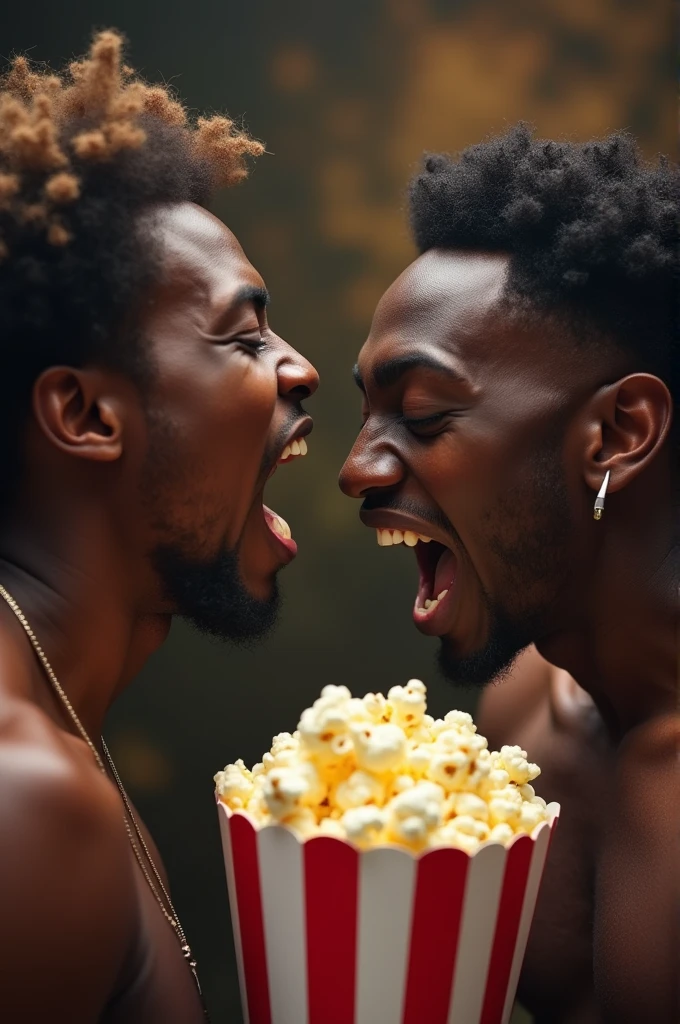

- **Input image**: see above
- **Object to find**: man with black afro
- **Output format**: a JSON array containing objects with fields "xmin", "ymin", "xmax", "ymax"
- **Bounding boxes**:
[
  {"xmin": 341, "ymin": 124, "xmax": 678, "ymax": 1023},
  {"xmin": 0, "ymin": 31, "xmax": 318, "ymax": 1022}
]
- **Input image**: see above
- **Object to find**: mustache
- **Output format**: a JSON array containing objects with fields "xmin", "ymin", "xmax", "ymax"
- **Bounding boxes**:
[
  {"xmin": 259, "ymin": 405, "xmax": 309, "ymax": 479},
  {"xmin": 360, "ymin": 493, "xmax": 458, "ymax": 542}
]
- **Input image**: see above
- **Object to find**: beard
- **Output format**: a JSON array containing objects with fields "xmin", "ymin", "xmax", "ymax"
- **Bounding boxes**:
[
  {"xmin": 152, "ymin": 541, "xmax": 280, "ymax": 644},
  {"xmin": 437, "ymin": 592, "xmax": 537, "ymax": 689},
  {"xmin": 437, "ymin": 440, "xmax": 572, "ymax": 689}
]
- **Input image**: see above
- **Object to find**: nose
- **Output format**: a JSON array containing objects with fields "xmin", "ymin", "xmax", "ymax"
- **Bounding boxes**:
[
  {"xmin": 277, "ymin": 340, "xmax": 319, "ymax": 401},
  {"xmin": 338, "ymin": 425, "xmax": 405, "ymax": 499}
]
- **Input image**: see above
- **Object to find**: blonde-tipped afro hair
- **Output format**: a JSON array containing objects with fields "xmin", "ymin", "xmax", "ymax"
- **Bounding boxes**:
[
  {"xmin": 0, "ymin": 30, "xmax": 263, "ymax": 252},
  {"xmin": 0, "ymin": 30, "xmax": 264, "ymax": 512}
]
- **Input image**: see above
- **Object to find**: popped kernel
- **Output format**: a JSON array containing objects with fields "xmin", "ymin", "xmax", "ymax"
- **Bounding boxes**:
[
  {"xmin": 446, "ymin": 792, "xmax": 490, "ymax": 822},
  {"xmin": 489, "ymin": 823, "xmax": 515, "ymax": 844},
  {"xmin": 361, "ymin": 691, "xmax": 387, "ymax": 721},
  {"xmin": 318, "ymin": 817, "xmax": 346, "ymax": 838},
  {"xmin": 431, "ymin": 822, "xmax": 482, "ymax": 854},
  {"xmin": 214, "ymin": 759, "xmax": 253, "ymax": 809},
  {"xmin": 497, "ymin": 745, "xmax": 540, "ymax": 785},
  {"xmin": 334, "ymin": 770, "xmax": 386, "ymax": 811},
  {"xmin": 350, "ymin": 722, "xmax": 407, "ymax": 773},
  {"xmin": 215, "ymin": 679, "xmax": 551, "ymax": 852},
  {"xmin": 384, "ymin": 780, "xmax": 445, "ymax": 848},
  {"xmin": 387, "ymin": 678, "xmax": 427, "ymax": 733},
  {"xmin": 263, "ymin": 762, "xmax": 326, "ymax": 820},
  {"xmin": 341, "ymin": 804, "xmax": 386, "ymax": 847}
]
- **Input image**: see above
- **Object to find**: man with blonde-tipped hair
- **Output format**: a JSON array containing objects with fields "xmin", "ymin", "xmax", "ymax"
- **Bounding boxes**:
[{"xmin": 0, "ymin": 32, "xmax": 318, "ymax": 1021}]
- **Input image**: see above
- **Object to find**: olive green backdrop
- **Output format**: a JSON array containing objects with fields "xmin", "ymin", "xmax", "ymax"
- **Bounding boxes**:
[{"xmin": 1, "ymin": 2, "xmax": 674, "ymax": 1020}]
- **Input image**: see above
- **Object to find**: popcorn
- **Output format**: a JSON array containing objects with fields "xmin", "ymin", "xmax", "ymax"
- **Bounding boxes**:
[
  {"xmin": 262, "ymin": 762, "xmax": 326, "ymax": 820},
  {"xmin": 405, "ymin": 743, "xmax": 432, "ymax": 777},
  {"xmin": 341, "ymin": 805, "xmax": 386, "ymax": 847},
  {"xmin": 496, "ymin": 744, "xmax": 540, "ymax": 785},
  {"xmin": 446, "ymin": 792, "xmax": 490, "ymax": 822},
  {"xmin": 317, "ymin": 817, "xmax": 346, "ymax": 838},
  {"xmin": 213, "ymin": 759, "xmax": 253, "ymax": 809},
  {"xmin": 350, "ymin": 722, "xmax": 407, "ymax": 773},
  {"xmin": 215, "ymin": 680, "xmax": 551, "ymax": 852},
  {"xmin": 384, "ymin": 781, "xmax": 444, "ymax": 848},
  {"xmin": 361, "ymin": 691, "xmax": 391, "ymax": 723},
  {"xmin": 334, "ymin": 770, "xmax": 386, "ymax": 811},
  {"xmin": 443, "ymin": 709, "xmax": 477, "ymax": 731},
  {"xmin": 387, "ymin": 678, "xmax": 427, "ymax": 733},
  {"xmin": 489, "ymin": 822, "xmax": 515, "ymax": 844}
]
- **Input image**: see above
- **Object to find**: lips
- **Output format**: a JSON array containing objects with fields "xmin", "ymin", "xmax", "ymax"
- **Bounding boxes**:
[
  {"xmin": 259, "ymin": 421, "xmax": 313, "ymax": 563},
  {"xmin": 263, "ymin": 504, "xmax": 298, "ymax": 559}
]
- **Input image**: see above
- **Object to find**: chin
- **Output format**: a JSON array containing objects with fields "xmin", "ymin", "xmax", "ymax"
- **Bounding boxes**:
[
  {"xmin": 437, "ymin": 634, "xmax": 528, "ymax": 691},
  {"xmin": 240, "ymin": 569, "xmax": 277, "ymax": 604},
  {"xmin": 153, "ymin": 542, "xmax": 281, "ymax": 645}
]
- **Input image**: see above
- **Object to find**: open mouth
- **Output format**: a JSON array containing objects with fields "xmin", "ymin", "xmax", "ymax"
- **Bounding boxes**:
[
  {"xmin": 262, "ymin": 432, "xmax": 310, "ymax": 558},
  {"xmin": 374, "ymin": 527, "xmax": 458, "ymax": 631}
]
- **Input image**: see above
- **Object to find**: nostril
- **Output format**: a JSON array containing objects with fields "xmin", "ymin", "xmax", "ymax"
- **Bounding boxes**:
[{"xmin": 289, "ymin": 383, "xmax": 312, "ymax": 400}]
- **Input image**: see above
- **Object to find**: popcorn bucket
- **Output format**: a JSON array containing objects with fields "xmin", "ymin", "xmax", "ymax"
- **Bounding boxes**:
[{"xmin": 218, "ymin": 800, "xmax": 559, "ymax": 1024}]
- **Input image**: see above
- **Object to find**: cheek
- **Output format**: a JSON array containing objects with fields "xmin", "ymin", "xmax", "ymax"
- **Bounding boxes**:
[
  {"xmin": 182, "ymin": 360, "xmax": 277, "ymax": 454},
  {"xmin": 154, "ymin": 363, "xmax": 278, "ymax": 522},
  {"xmin": 220, "ymin": 369, "xmax": 279, "ymax": 463},
  {"xmin": 417, "ymin": 435, "xmax": 523, "ymax": 570}
]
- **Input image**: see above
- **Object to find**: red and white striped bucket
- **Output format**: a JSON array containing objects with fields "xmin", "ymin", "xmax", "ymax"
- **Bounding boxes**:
[{"xmin": 218, "ymin": 800, "xmax": 559, "ymax": 1024}]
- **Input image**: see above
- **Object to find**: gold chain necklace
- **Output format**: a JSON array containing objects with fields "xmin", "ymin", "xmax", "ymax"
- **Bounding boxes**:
[{"xmin": 0, "ymin": 584, "xmax": 210, "ymax": 1021}]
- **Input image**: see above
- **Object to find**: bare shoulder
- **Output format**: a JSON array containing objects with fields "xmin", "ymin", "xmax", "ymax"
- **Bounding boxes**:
[
  {"xmin": 0, "ymin": 699, "xmax": 138, "ymax": 1021},
  {"xmin": 476, "ymin": 645, "xmax": 558, "ymax": 747},
  {"xmin": 477, "ymin": 646, "xmax": 610, "ymax": 806}
]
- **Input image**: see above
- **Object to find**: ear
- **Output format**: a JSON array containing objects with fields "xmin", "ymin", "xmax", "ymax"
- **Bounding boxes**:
[
  {"xmin": 582, "ymin": 373, "xmax": 673, "ymax": 494},
  {"xmin": 32, "ymin": 366, "xmax": 126, "ymax": 463}
]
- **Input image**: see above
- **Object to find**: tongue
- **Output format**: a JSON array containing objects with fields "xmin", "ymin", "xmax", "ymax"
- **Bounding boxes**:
[{"xmin": 433, "ymin": 548, "xmax": 457, "ymax": 598}]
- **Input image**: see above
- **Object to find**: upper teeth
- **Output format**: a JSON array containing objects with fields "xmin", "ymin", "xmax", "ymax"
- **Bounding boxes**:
[
  {"xmin": 376, "ymin": 529, "xmax": 432, "ymax": 547},
  {"xmin": 279, "ymin": 436, "xmax": 308, "ymax": 463}
]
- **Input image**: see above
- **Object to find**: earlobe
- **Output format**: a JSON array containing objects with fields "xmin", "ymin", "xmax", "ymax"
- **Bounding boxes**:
[
  {"xmin": 33, "ymin": 367, "xmax": 124, "ymax": 463},
  {"xmin": 582, "ymin": 373, "xmax": 673, "ymax": 497}
]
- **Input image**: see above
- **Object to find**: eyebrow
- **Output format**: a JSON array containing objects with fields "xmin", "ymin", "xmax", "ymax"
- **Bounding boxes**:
[
  {"xmin": 204, "ymin": 285, "xmax": 270, "ymax": 337},
  {"xmin": 353, "ymin": 352, "xmax": 465, "ymax": 391},
  {"xmin": 234, "ymin": 285, "xmax": 270, "ymax": 311}
]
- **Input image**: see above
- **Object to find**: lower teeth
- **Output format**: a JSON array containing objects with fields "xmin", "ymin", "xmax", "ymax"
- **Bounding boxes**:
[
  {"xmin": 271, "ymin": 516, "xmax": 291, "ymax": 540},
  {"xmin": 422, "ymin": 589, "xmax": 449, "ymax": 612}
]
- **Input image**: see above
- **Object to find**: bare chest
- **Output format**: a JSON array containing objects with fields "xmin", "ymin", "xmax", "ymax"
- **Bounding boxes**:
[
  {"xmin": 511, "ymin": 701, "xmax": 614, "ymax": 1023},
  {"xmin": 102, "ymin": 803, "xmax": 207, "ymax": 1024}
]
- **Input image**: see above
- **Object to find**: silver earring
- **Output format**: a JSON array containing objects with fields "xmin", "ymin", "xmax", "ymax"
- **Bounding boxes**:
[{"xmin": 593, "ymin": 470, "xmax": 610, "ymax": 520}]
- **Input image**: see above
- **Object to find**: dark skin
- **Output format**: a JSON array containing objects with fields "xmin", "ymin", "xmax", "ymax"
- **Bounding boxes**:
[
  {"xmin": 0, "ymin": 202, "xmax": 319, "ymax": 1023},
  {"xmin": 340, "ymin": 249, "xmax": 679, "ymax": 1024}
]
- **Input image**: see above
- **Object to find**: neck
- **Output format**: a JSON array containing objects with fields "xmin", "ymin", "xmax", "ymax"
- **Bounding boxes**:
[
  {"xmin": 538, "ymin": 478, "xmax": 678, "ymax": 739},
  {"xmin": 0, "ymin": 505, "xmax": 170, "ymax": 741}
]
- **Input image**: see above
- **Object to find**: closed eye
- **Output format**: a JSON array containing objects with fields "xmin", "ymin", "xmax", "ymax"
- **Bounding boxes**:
[
  {"xmin": 236, "ymin": 336, "xmax": 266, "ymax": 352},
  {"xmin": 201, "ymin": 333, "xmax": 266, "ymax": 352},
  {"xmin": 401, "ymin": 411, "xmax": 450, "ymax": 436}
]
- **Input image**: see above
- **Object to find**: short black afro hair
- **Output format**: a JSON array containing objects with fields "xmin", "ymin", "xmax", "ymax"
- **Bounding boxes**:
[{"xmin": 409, "ymin": 123, "xmax": 678, "ymax": 403}]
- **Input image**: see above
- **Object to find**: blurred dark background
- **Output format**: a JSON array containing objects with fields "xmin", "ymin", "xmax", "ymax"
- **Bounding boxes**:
[{"xmin": 1, "ymin": 1, "xmax": 675, "ymax": 1020}]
